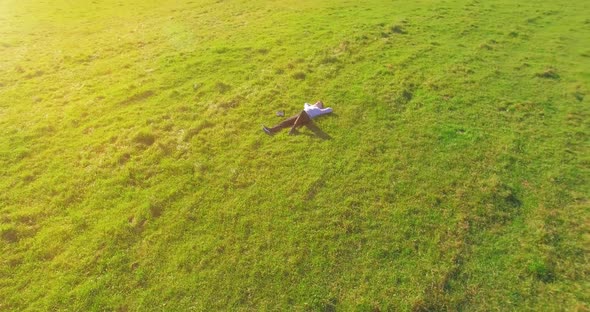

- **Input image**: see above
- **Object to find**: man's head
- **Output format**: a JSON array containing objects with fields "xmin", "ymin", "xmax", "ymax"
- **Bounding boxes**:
[{"xmin": 315, "ymin": 101, "xmax": 324, "ymax": 108}]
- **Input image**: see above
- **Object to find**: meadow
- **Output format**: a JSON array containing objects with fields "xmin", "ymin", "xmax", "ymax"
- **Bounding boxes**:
[{"xmin": 0, "ymin": 0, "xmax": 589, "ymax": 310}]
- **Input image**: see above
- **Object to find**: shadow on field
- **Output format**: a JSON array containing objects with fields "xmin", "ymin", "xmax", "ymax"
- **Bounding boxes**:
[
  {"xmin": 297, "ymin": 113, "xmax": 338, "ymax": 140},
  {"xmin": 302, "ymin": 122, "xmax": 332, "ymax": 140}
]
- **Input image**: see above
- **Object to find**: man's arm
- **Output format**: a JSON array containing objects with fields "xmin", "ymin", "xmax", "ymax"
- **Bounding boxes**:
[{"xmin": 319, "ymin": 107, "xmax": 333, "ymax": 115}]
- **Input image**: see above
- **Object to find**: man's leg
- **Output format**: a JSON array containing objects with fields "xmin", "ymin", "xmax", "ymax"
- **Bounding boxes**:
[
  {"xmin": 288, "ymin": 111, "xmax": 311, "ymax": 135},
  {"xmin": 264, "ymin": 114, "xmax": 299, "ymax": 133}
]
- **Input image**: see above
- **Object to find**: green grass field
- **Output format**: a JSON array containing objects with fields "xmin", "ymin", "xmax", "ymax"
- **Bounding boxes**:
[{"xmin": 1, "ymin": 0, "xmax": 589, "ymax": 310}]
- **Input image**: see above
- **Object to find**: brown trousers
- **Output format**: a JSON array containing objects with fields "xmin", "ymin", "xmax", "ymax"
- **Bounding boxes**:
[{"xmin": 269, "ymin": 110, "xmax": 311, "ymax": 133}]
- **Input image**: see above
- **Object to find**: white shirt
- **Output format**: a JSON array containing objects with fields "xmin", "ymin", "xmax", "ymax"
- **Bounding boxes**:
[{"xmin": 303, "ymin": 103, "xmax": 333, "ymax": 119}]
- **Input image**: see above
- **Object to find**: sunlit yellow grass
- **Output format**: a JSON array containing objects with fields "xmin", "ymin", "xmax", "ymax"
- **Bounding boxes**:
[{"xmin": 0, "ymin": 0, "xmax": 588, "ymax": 310}]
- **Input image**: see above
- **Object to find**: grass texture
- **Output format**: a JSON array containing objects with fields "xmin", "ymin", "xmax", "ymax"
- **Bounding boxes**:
[{"xmin": 0, "ymin": 0, "xmax": 589, "ymax": 310}]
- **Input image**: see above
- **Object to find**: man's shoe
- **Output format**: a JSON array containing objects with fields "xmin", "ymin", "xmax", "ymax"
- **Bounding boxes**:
[{"xmin": 262, "ymin": 126, "xmax": 273, "ymax": 135}]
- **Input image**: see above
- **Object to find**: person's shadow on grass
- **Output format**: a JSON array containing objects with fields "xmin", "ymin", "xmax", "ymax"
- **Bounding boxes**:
[{"xmin": 295, "ymin": 113, "xmax": 338, "ymax": 140}]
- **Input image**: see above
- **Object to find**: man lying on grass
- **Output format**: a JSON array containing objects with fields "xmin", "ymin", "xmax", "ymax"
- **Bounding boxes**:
[{"xmin": 263, "ymin": 101, "xmax": 333, "ymax": 135}]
